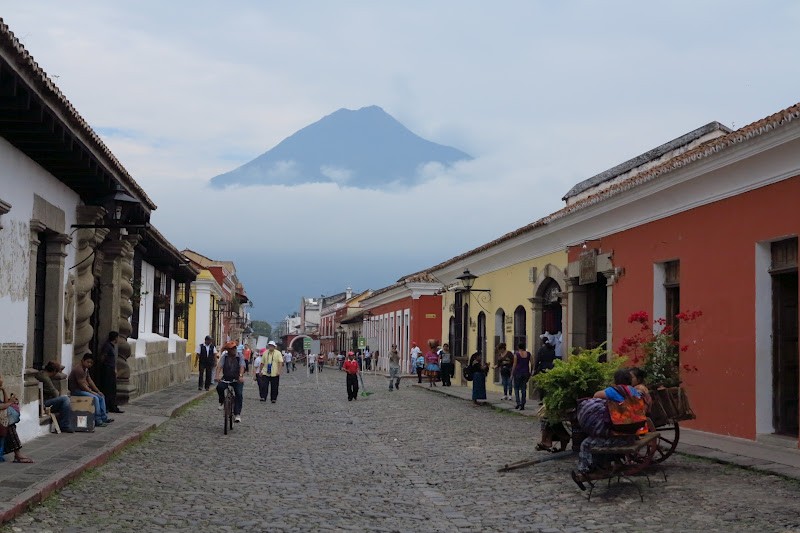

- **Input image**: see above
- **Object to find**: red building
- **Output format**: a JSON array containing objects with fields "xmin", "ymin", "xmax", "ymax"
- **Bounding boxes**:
[
  {"xmin": 562, "ymin": 103, "xmax": 800, "ymax": 444},
  {"xmin": 360, "ymin": 273, "xmax": 442, "ymax": 373}
]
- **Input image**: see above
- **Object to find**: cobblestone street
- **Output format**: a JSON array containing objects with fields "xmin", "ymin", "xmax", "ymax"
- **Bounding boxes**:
[{"xmin": 4, "ymin": 371, "xmax": 800, "ymax": 533}]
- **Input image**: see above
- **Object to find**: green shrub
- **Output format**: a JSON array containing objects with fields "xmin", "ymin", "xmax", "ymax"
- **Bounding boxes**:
[{"xmin": 532, "ymin": 345, "xmax": 624, "ymax": 421}]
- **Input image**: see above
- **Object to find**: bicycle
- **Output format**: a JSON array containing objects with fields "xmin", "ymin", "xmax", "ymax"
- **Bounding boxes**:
[{"xmin": 220, "ymin": 379, "xmax": 236, "ymax": 435}]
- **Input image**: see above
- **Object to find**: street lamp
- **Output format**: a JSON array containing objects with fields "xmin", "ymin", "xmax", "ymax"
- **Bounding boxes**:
[{"xmin": 455, "ymin": 269, "xmax": 490, "ymax": 365}]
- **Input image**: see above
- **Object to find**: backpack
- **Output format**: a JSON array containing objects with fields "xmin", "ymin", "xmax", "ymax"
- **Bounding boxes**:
[
  {"xmin": 606, "ymin": 385, "xmax": 648, "ymax": 435},
  {"xmin": 221, "ymin": 353, "xmax": 240, "ymax": 380},
  {"xmin": 462, "ymin": 365, "xmax": 473, "ymax": 381}
]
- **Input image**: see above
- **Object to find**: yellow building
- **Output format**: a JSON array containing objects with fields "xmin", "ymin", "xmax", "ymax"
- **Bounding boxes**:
[{"xmin": 429, "ymin": 221, "xmax": 569, "ymax": 394}]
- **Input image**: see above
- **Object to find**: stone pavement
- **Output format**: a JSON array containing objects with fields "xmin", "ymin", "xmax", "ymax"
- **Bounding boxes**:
[
  {"xmin": 0, "ymin": 379, "xmax": 209, "ymax": 524},
  {"xmin": 413, "ymin": 381, "xmax": 800, "ymax": 479},
  {"xmin": 1, "ymin": 370, "xmax": 800, "ymax": 532}
]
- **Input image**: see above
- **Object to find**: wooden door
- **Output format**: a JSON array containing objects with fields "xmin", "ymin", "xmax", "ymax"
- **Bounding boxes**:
[{"xmin": 772, "ymin": 271, "xmax": 799, "ymax": 436}]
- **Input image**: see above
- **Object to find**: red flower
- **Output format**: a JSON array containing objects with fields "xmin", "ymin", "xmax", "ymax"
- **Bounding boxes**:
[{"xmin": 627, "ymin": 311, "xmax": 649, "ymax": 324}]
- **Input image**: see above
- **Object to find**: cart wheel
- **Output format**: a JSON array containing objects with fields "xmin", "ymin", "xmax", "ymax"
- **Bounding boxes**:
[{"xmin": 653, "ymin": 421, "xmax": 679, "ymax": 463}]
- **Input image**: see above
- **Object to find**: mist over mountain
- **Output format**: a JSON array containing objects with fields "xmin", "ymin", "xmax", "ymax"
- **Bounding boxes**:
[{"xmin": 210, "ymin": 106, "xmax": 472, "ymax": 188}]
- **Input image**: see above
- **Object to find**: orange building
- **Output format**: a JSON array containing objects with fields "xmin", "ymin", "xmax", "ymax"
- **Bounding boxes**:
[{"xmin": 561, "ymin": 103, "xmax": 800, "ymax": 445}]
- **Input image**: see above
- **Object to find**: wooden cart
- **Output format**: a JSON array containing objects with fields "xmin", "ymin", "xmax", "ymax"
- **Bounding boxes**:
[{"xmin": 647, "ymin": 386, "xmax": 696, "ymax": 463}]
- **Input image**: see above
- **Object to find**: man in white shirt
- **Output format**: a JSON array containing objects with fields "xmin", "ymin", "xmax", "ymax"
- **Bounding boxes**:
[
  {"xmin": 409, "ymin": 342, "xmax": 421, "ymax": 374},
  {"xmin": 253, "ymin": 350, "xmax": 265, "ymax": 400},
  {"xmin": 284, "ymin": 350, "xmax": 293, "ymax": 373}
]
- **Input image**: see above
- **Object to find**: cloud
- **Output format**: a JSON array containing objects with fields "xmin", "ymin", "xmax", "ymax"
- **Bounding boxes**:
[
  {"xmin": 319, "ymin": 165, "xmax": 352, "ymax": 184},
  {"xmin": 4, "ymin": 1, "xmax": 800, "ymax": 320}
]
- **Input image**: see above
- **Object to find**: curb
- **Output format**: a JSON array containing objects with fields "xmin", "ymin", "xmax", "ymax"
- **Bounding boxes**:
[
  {"xmin": 0, "ymin": 420, "xmax": 158, "ymax": 524},
  {"xmin": 0, "ymin": 389, "xmax": 207, "ymax": 525}
]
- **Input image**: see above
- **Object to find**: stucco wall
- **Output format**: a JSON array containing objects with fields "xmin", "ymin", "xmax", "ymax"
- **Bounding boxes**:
[
  {"xmin": 596, "ymin": 175, "xmax": 800, "ymax": 439},
  {"xmin": 126, "ymin": 338, "xmax": 190, "ymax": 400},
  {"xmin": 441, "ymin": 251, "xmax": 567, "ymax": 392}
]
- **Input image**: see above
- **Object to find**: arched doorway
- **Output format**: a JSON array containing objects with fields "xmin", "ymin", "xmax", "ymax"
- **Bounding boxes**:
[{"xmin": 539, "ymin": 278, "xmax": 563, "ymax": 339}]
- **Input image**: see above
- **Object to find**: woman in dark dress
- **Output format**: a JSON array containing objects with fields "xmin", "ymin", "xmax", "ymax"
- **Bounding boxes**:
[{"xmin": 468, "ymin": 352, "xmax": 489, "ymax": 405}]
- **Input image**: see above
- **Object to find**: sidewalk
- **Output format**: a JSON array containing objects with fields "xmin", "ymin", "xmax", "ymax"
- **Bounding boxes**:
[
  {"xmin": 0, "ymin": 379, "xmax": 208, "ymax": 524},
  {"xmin": 414, "ymin": 382, "xmax": 800, "ymax": 479}
]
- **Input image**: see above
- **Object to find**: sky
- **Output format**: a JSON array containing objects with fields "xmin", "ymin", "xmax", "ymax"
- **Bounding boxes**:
[{"xmin": 3, "ymin": 2, "xmax": 800, "ymax": 323}]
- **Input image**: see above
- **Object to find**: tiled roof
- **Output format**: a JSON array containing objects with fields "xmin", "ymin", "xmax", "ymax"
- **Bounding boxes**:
[
  {"xmin": 562, "ymin": 121, "xmax": 732, "ymax": 200},
  {"xmin": 0, "ymin": 19, "xmax": 156, "ymax": 209},
  {"xmin": 427, "ymin": 101, "xmax": 800, "ymax": 273}
]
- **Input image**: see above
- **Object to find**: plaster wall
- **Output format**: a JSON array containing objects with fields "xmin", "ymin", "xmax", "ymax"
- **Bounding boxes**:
[
  {"xmin": 0, "ymin": 138, "xmax": 81, "ymax": 441},
  {"xmin": 440, "ymin": 251, "xmax": 567, "ymax": 392},
  {"xmin": 598, "ymin": 175, "xmax": 800, "ymax": 440},
  {"xmin": 0, "ymin": 139, "xmax": 79, "ymax": 343}
]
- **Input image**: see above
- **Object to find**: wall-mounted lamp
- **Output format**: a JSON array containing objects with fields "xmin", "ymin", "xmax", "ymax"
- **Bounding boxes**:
[
  {"xmin": 456, "ymin": 269, "xmax": 490, "ymax": 293},
  {"xmin": 72, "ymin": 186, "xmax": 149, "ymax": 230}
]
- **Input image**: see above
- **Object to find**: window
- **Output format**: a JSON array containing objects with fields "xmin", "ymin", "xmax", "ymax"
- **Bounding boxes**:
[
  {"xmin": 664, "ymin": 260, "xmax": 680, "ymax": 341},
  {"xmin": 494, "ymin": 308, "xmax": 505, "ymax": 349},
  {"xmin": 477, "ymin": 312, "xmax": 487, "ymax": 360},
  {"xmin": 513, "ymin": 305, "xmax": 527, "ymax": 351}
]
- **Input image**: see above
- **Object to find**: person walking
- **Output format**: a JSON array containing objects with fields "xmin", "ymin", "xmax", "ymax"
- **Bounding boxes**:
[
  {"xmin": 364, "ymin": 347, "xmax": 372, "ymax": 370},
  {"xmin": 388, "ymin": 344, "xmax": 401, "ymax": 390},
  {"xmin": 253, "ymin": 349, "xmax": 267, "ymax": 401},
  {"xmin": 424, "ymin": 339, "xmax": 440, "ymax": 387},
  {"xmin": 261, "ymin": 341, "xmax": 284, "ymax": 403},
  {"xmin": 96, "ymin": 331, "xmax": 123, "ymax": 413},
  {"xmin": 409, "ymin": 341, "xmax": 421, "ymax": 375},
  {"xmin": 415, "ymin": 351, "xmax": 425, "ymax": 383},
  {"xmin": 243, "ymin": 344, "xmax": 252, "ymax": 375},
  {"xmin": 438, "ymin": 343, "xmax": 454, "ymax": 386},
  {"xmin": 534, "ymin": 335, "xmax": 557, "ymax": 403},
  {"xmin": 283, "ymin": 350, "xmax": 293, "ymax": 373},
  {"xmin": 197, "ymin": 336, "xmax": 216, "ymax": 391},
  {"xmin": 343, "ymin": 351, "xmax": 360, "ymax": 401},
  {"xmin": 495, "ymin": 343, "xmax": 514, "ymax": 400},
  {"xmin": 511, "ymin": 342, "xmax": 533, "ymax": 410}
]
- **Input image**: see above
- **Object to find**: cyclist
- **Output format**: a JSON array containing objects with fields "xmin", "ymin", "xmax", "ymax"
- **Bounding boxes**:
[{"xmin": 215, "ymin": 340, "xmax": 245, "ymax": 423}]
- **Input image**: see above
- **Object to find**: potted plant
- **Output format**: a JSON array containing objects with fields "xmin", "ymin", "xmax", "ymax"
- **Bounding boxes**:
[
  {"xmin": 533, "ymin": 344, "xmax": 624, "ymax": 422},
  {"xmin": 617, "ymin": 310, "xmax": 702, "ymax": 423},
  {"xmin": 154, "ymin": 293, "xmax": 170, "ymax": 309}
]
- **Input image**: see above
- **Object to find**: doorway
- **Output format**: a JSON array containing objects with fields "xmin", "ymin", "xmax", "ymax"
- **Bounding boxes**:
[
  {"xmin": 585, "ymin": 273, "xmax": 608, "ymax": 352},
  {"xmin": 772, "ymin": 270, "xmax": 799, "ymax": 436}
]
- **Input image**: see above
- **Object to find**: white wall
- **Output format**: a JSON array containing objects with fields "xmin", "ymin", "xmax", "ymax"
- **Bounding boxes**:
[{"xmin": 0, "ymin": 138, "xmax": 81, "ymax": 441}]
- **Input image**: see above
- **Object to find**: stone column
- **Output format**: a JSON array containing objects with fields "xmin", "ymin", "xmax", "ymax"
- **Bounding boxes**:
[
  {"xmin": 44, "ymin": 233, "xmax": 70, "ymax": 361},
  {"xmin": 564, "ymin": 277, "xmax": 586, "ymax": 355},
  {"xmin": 603, "ymin": 268, "xmax": 618, "ymax": 357},
  {"xmin": 116, "ymin": 235, "xmax": 140, "ymax": 404},
  {"xmin": 72, "ymin": 206, "xmax": 109, "ymax": 363},
  {"xmin": 25, "ymin": 219, "xmax": 46, "ymax": 371}
]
